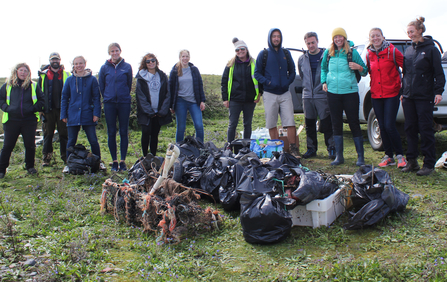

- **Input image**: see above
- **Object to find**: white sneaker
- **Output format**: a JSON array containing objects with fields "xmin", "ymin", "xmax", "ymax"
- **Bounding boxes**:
[
  {"xmin": 62, "ymin": 166, "xmax": 69, "ymax": 173},
  {"xmin": 99, "ymin": 163, "xmax": 107, "ymax": 171}
]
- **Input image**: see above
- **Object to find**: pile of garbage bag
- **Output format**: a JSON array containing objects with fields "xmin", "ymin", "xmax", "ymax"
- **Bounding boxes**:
[
  {"xmin": 100, "ymin": 152, "xmax": 222, "ymax": 244},
  {"xmin": 344, "ymin": 165, "xmax": 409, "ymax": 230}
]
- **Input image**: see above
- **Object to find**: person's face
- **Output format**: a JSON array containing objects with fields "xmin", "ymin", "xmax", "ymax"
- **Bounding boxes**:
[
  {"xmin": 17, "ymin": 67, "xmax": 29, "ymax": 80},
  {"xmin": 73, "ymin": 58, "xmax": 86, "ymax": 73},
  {"xmin": 369, "ymin": 30, "xmax": 384, "ymax": 48},
  {"xmin": 407, "ymin": 25, "xmax": 423, "ymax": 42},
  {"xmin": 235, "ymin": 47, "xmax": 247, "ymax": 59},
  {"xmin": 271, "ymin": 31, "xmax": 281, "ymax": 47},
  {"xmin": 109, "ymin": 46, "xmax": 121, "ymax": 61},
  {"xmin": 50, "ymin": 58, "xmax": 61, "ymax": 69},
  {"xmin": 334, "ymin": 35, "xmax": 345, "ymax": 48},
  {"xmin": 146, "ymin": 57, "xmax": 157, "ymax": 71},
  {"xmin": 305, "ymin": 36, "xmax": 319, "ymax": 54},
  {"xmin": 180, "ymin": 52, "xmax": 190, "ymax": 65}
]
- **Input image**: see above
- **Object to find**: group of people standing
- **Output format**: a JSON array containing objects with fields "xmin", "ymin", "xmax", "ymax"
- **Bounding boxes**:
[
  {"xmin": 0, "ymin": 45, "xmax": 207, "ymax": 178},
  {"xmin": 0, "ymin": 16, "xmax": 444, "ymax": 178}
]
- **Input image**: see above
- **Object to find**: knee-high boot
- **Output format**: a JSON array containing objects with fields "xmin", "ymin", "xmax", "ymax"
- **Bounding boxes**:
[
  {"xmin": 331, "ymin": 135, "xmax": 344, "ymax": 166},
  {"xmin": 353, "ymin": 136, "xmax": 365, "ymax": 166}
]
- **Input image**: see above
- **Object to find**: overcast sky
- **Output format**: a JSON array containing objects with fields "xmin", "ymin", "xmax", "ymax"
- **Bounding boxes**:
[{"xmin": 1, "ymin": 0, "xmax": 446, "ymax": 78}]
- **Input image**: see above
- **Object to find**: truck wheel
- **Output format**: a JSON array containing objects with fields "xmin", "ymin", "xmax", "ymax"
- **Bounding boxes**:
[{"xmin": 367, "ymin": 108, "xmax": 384, "ymax": 151}]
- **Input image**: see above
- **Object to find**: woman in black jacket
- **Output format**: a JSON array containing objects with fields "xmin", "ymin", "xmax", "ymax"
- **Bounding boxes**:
[
  {"xmin": 0, "ymin": 63, "xmax": 44, "ymax": 178},
  {"xmin": 135, "ymin": 53, "xmax": 172, "ymax": 156},
  {"xmin": 221, "ymin": 38, "xmax": 260, "ymax": 143},
  {"xmin": 401, "ymin": 17, "xmax": 446, "ymax": 176}
]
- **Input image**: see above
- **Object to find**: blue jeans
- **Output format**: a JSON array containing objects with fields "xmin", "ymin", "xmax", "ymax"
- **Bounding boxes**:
[
  {"xmin": 327, "ymin": 92, "xmax": 362, "ymax": 137},
  {"xmin": 227, "ymin": 101, "xmax": 256, "ymax": 142},
  {"xmin": 104, "ymin": 102, "xmax": 130, "ymax": 161},
  {"xmin": 67, "ymin": 125, "xmax": 101, "ymax": 159},
  {"xmin": 372, "ymin": 96, "xmax": 403, "ymax": 157},
  {"xmin": 175, "ymin": 97, "xmax": 204, "ymax": 142}
]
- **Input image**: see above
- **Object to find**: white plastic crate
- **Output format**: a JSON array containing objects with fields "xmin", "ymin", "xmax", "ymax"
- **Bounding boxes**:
[{"xmin": 290, "ymin": 188, "xmax": 347, "ymax": 228}]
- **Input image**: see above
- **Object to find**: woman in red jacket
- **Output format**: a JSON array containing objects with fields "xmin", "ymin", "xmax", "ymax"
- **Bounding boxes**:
[{"xmin": 367, "ymin": 28, "xmax": 406, "ymax": 168}]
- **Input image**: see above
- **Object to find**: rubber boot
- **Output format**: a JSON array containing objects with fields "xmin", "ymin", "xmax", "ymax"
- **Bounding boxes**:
[
  {"xmin": 331, "ymin": 135, "xmax": 344, "ymax": 166},
  {"xmin": 353, "ymin": 136, "xmax": 365, "ymax": 166}
]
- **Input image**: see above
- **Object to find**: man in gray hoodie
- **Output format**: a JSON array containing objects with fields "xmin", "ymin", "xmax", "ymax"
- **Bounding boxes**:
[{"xmin": 298, "ymin": 32, "xmax": 335, "ymax": 159}]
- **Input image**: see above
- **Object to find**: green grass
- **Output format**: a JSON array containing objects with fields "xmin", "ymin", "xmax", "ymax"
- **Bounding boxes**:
[{"xmin": 1, "ymin": 76, "xmax": 447, "ymax": 281}]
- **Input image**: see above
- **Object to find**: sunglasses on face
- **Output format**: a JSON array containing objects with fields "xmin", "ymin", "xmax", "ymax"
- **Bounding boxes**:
[
  {"xmin": 146, "ymin": 59, "xmax": 157, "ymax": 63},
  {"xmin": 235, "ymin": 48, "xmax": 246, "ymax": 52}
]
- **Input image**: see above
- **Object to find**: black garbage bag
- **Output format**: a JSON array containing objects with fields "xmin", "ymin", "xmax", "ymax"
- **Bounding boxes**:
[
  {"xmin": 67, "ymin": 144, "xmax": 100, "ymax": 175},
  {"xmin": 128, "ymin": 154, "xmax": 164, "ymax": 182},
  {"xmin": 344, "ymin": 165, "xmax": 409, "ymax": 230},
  {"xmin": 291, "ymin": 169, "xmax": 338, "ymax": 205},
  {"xmin": 240, "ymin": 193, "xmax": 295, "ymax": 244},
  {"xmin": 230, "ymin": 139, "xmax": 251, "ymax": 154},
  {"xmin": 176, "ymin": 136, "xmax": 205, "ymax": 158},
  {"xmin": 272, "ymin": 151, "xmax": 302, "ymax": 168},
  {"xmin": 219, "ymin": 163, "xmax": 244, "ymax": 211},
  {"xmin": 236, "ymin": 158, "xmax": 282, "ymax": 196}
]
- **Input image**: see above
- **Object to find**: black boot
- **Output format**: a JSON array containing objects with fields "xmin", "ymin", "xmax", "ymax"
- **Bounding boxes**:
[
  {"xmin": 401, "ymin": 158, "xmax": 420, "ymax": 172},
  {"xmin": 353, "ymin": 136, "xmax": 364, "ymax": 166},
  {"xmin": 331, "ymin": 135, "xmax": 344, "ymax": 165}
]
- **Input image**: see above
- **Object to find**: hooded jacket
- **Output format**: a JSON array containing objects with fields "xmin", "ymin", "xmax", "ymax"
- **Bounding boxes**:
[
  {"xmin": 98, "ymin": 58, "xmax": 133, "ymax": 103},
  {"xmin": 135, "ymin": 69, "xmax": 172, "ymax": 127},
  {"xmin": 38, "ymin": 66, "xmax": 70, "ymax": 113},
  {"xmin": 298, "ymin": 49, "xmax": 327, "ymax": 99},
  {"xmin": 402, "ymin": 36, "xmax": 445, "ymax": 100},
  {"xmin": 0, "ymin": 81, "xmax": 44, "ymax": 122},
  {"xmin": 169, "ymin": 62, "xmax": 206, "ymax": 108},
  {"xmin": 221, "ymin": 58, "xmax": 257, "ymax": 102},
  {"xmin": 254, "ymin": 28, "xmax": 296, "ymax": 94},
  {"xmin": 367, "ymin": 43, "xmax": 403, "ymax": 99},
  {"xmin": 60, "ymin": 69, "xmax": 101, "ymax": 127},
  {"xmin": 321, "ymin": 40, "xmax": 368, "ymax": 94}
]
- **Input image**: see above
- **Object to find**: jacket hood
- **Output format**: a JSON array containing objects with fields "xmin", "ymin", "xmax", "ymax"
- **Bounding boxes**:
[
  {"xmin": 412, "ymin": 36, "xmax": 435, "ymax": 48},
  {"xmin": 136, "ymin": 69, "xmax": 153, "ymax": 82},
  {"xmin": 268, "ymin": 28, "xmax": 282, "ymax": 50},
  {"xmin": 73, "ymin": 69, "xmax": 92, "ymax": 78},
  {"xmin": 348, "ymin": 40, "xmax": 354, "ymax": 47},
  {"xmin": 105, "ymin": 58, "xmax": 124, "ymax": 67}
]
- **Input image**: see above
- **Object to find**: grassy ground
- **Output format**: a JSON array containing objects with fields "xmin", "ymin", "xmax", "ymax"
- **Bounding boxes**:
[{"xmin": 1, "ymin": 87, "xmax": 447, "ymax": 281}]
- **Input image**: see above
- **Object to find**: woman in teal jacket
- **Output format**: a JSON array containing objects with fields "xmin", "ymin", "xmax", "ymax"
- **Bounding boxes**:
[{"xmin": 321, "ymin": 27, "xmax": 368, "ymax": 166}]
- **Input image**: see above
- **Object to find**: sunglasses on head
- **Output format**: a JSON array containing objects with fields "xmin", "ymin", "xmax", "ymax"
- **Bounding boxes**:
[
  {"xmin": 146, "ymin": 59, "xmax": 157, "ymax": 63},
  {"xmin": 235, "ymin": 47, "xmax": 246, "ymax": 52}
]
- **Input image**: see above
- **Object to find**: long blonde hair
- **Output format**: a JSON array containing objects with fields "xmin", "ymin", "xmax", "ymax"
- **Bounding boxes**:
[
  {"xmin": 329, "ymin": 39, "xmax": 350, "ymax": 57},
  {"xmin": 175, "ymin": 49, "xmax": 190, "ymax": 77},
  {"xmin": 7, "ymin": 63, "xmax": 32, "ymax": 89}
]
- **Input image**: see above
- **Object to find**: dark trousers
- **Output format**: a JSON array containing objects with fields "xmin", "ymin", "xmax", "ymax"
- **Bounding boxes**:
[
  {"xmin": 141, "ymin": 117, "xmax": 161, "ymax": 156},
  {"xmin": 372, "ymin": 95, "xmax": 403, "ymax": 157},
  {"xmin": 0, "ymin": 120, "xmax": 37, "ymax": 172},
  {"xmin": 327, "ymin": 92, "xmax": 362, "ymax": 137},
  {"xmin": 402, "ymin": 97, "xmax": 436, "ymax": 168},
  {"xmin": 67, "ymin": 125, "xmax": 101, "ymax": 159},
  {"xmin": 227, "ymin": 101, "xmax": 256, "ymax": 142},
  {"xmin": 42, "ymin": 108, "xmax": 67, "ymax": 161},
  {"xmin": 104, "ymin": 102, "xmax": 131, "ymax": 161},
  {"xmin": 305, "ymin": 116, "xmax": 334, "ymax": 151}
]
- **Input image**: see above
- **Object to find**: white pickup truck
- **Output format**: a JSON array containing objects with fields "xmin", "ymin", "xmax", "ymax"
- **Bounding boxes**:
[{"xmin": 288, "ymin": 40, "xmax": 447, "ymax": 150}]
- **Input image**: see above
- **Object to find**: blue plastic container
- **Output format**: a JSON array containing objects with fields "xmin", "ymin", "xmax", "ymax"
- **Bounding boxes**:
[{"xmin": 250, "ymin": 139, "xmax": 284, "ymax": 158}]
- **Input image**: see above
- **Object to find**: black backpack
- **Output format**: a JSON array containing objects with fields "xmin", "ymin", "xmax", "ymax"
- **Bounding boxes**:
[
  {"xmin": 326, "ymin": 47, "xmax": 362, "ymax": 83},
  {"xmin": 66, "ymin": 144, "xmax": 100, "ymax": 175}
]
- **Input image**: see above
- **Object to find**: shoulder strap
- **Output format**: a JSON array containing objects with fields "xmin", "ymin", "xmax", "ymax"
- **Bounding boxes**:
[{"xmin": 282, "ymin": 47, "xmax": 293, "ymax": 75}]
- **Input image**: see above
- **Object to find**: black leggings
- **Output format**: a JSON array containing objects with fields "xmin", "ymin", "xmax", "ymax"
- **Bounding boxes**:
[
  {"xmin": 141, "ymin": 117, "xmax": 161, "ymax": 156},
  {"xmin": 326, "ymin": 92, "xmax": 362, "ymax": 137}
]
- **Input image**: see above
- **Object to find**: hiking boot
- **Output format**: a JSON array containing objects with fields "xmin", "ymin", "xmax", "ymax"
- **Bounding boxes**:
[
  {"xmin": 401, "ymin": 158, "xmax": 420, "ymax": 172},
  {"xmin": 289, "ymin": 143, "xmax": 300, "ymax": 158},
  {"xmin": 119, "ymin": 162, "xmax": 127, "ymax": 172},
  {"xmin": 111, "ymin": 162, "xmax": 119, "ymax": 172},
  {"xmin": 42, "ymin": 152, "xmax": 53, "ymax": 167},
  {"xmin": 416, "ymin": 167, "xmax": 434, "ymax": 176},
  {"xmin": 378, "ymin": 155, "xmax": 395, "ymax": 167},
  {"xmin": 396, "ymin": 154, "xmax": 407, "ymax": 168},
  {"xmin": 99, "ymin": 163, "xmax": 107, "ymax": 171},
  {"xmin": 302, "ymin": 149, "xmax": 316, "ymax": 159},
  {"xmin": 62, "ymin": 166, "xmax": 69, "ymax": 173},
  {"xmin": 327, "ymin": 146, "xmax": 336, "ymax": 160},
  {"xmin": 27, "ymin": 168, "xmax": 38, "ymax": 175}
]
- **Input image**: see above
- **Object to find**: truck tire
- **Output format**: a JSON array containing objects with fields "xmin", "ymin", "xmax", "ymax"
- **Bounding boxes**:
[{"xmin": 367, "ymin": 108, "xmax": 384, "ymax": 151}]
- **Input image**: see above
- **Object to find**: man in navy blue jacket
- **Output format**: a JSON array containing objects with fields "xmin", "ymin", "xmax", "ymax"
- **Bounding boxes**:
[{"xmin": 254, "ymin": 28, "xmax": 298, "ymax": 156}]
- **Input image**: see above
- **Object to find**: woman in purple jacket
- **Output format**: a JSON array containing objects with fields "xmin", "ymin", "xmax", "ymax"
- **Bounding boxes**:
[{"xmin": 99, "ymin": 43, "xmax": 133, "ymax": 172}]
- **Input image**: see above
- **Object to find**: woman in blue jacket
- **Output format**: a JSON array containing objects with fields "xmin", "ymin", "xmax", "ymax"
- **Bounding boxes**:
[
  {"xmin": 135, "ymin": 53, "xmax": 172, "ymax": 156},
  {"xmin": 99, "ymin": 43, "xmax": 133, "ymax": 171},
  {"xmin": 61, "ymin": 56, "xmax": 101, "ymax": 163},
  {"xmin": 169, "ymin": 50, "xmax": 206, "ymax": 143},
  {"xmin": 321, "ymin": 28, "xmax": 368, "ymax": 166}
]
